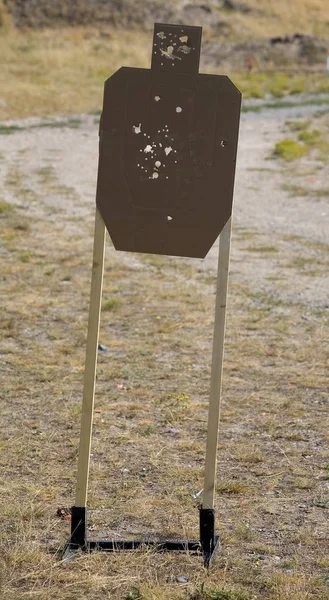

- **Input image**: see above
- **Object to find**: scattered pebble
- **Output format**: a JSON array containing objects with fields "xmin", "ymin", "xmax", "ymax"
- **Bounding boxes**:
[{"xmin": 98, "ymin": 343, "xmax": 109, "ymax": 352}]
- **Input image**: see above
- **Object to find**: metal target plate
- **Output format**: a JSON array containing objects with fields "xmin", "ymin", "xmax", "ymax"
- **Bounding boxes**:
[{"xmin": 96, "ymin": 23, "xmax": 241, "ymax": 258}]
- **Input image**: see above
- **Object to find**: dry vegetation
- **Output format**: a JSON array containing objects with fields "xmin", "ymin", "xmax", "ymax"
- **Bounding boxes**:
[
  {"xmin": 1, "ymin": 114, "xmax": 329, "ymax": 598},
  {"xmin": 1, "ymin": 2, "xmax": 329, "ymax": 598},
  {"xmin": 0, "ymin": 0, "xmax": 329, "ymax": 121}
]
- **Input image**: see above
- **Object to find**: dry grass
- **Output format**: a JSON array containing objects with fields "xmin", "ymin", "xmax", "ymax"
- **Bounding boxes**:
[
  {"xmin": 1, "ymin": 9, "xmax": 329, "ymax": 596},
  {"xmin": 0, "ymin": 24, "xmax": 329, "ymax": 120},
  {"xmin": 1, "ymin": 141, "xmax": 329, "ymax": 599},
  {"xmin": 0, "ymin": 28, "xmax": 150, "ymax": 120},
  {"xmin": 228, "ymin": 0, "xmax": 329, "ymax": 39}
]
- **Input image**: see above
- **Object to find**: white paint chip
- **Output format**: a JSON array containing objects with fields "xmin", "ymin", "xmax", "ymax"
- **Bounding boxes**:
[
  {"xmin": 155, "ymin": 160, "xmax": 161, "ymax": 168},
  {"xmin": 167, "ymin": 215, "xmax": 173, "ymax": 221},
  {"xmin": 179, "ymin": 35, "xmax": 188, "ymax": 43},
  {"xmin": 133, "ymin": 124, "xmax": 142, "ymax": 134},
  {"xmin": 152, "ymin": 172, "xmax": 159, "ymax": 179},
  {"xmin": 144, "ymin": 145, "xmax": 152, "ymax": 153},
  {"xmin": 165, "ymin": 146, "xmax": 173, "ymax": 156},
  {"xmin": 154, "ymin": 95, "xmax": 161, "ymax": 102}
]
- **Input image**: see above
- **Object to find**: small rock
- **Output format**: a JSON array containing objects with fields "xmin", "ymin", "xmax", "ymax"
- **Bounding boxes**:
[
  {"xmin": 98, "ymin": 343, "xmax": 109, "ymax": 351},
  {"xmin": 176, "ymin": 576, "xmax": 189, "ymax": 583}
]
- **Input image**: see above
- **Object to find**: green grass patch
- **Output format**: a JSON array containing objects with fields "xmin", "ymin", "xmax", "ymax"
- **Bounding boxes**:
[
  {"xmin": 282, "ymin": 183, "xmax": 329, "ymax": 198},
  {"xmin": 243, "ymin": 94, "xmax": 329, "ymax": 113},
  {"xmin": 286, "ymin": 120, "xmax": 311, "ymax": 131},
  {"xmin": 0, "ymin": 124, "xmax": 21, "ymax": 135},
  {"xmin": 235, "ymin": 72, "xmax": 329, "ymax": 101},
  {"xmin": 191, "ymin": 587, "xmax": 253, "ymax": 600},
  {"xmin": 298, "ymin": 129, "xmax": 321, "ymax": 144},
  {"xmin": 245, "ymin": 245, "xmax": 278, "ymax": 253},
  {"xmin": 273, "ymin": 138, "xmax": 307, "ymax": 160},
  {"xmin": 102, "ymin": 298, "xmax": 122, "ymax": 311},
  {"xmin": 18, "ymin": 251, "xmax": 32, "ymax": 263},
  {"xmin": 0, "ymin": 200, "xmax": 13, "ymax": 214}
]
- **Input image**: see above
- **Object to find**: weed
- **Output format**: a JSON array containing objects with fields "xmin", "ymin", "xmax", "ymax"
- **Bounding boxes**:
[
  {"xmin": 0, "ymin": 125, "xmax": 21, "ymax": 135},
  {"xmin": 191, "ymin": 586, "xmax": 253, "ymax": 600},
  {"xmin": 243, "ymin": 95, "xmax": 329, "ymax": 113},
  {"xmin": 217, "ymin": 480, "xmax": 250, "ymax": 494},
  {"xmin": 139, "ymin": 423, "xmax": 156, "ymax": 436},
  {"xmin": 286, "ymin": 119, "xmax": 311, "ymax": 131},
  {"xmin": 125, "ymin": 589, "xmax": 143, "ymax": 600},
  {"xmin": 0, "ymin": 200, "xmax": 13, "ymax": 214},
  {"xmin": 18, "ymin": 252, "xmax": 31, "ymax": 263},
  {"xmin": 103, "ymin": 298, "xmax": 122, "ymax": 311},
  {"xmin": 298, "ymin": 129, "xmax": 321, "ymax": 144},
  {"xmin": 273, "ymin": 139, "xmax": 307, "ymax": 160},
  {"xmin": 283, "ymin": 184, "xmax": 329, "ymax": 198},
  {"xmin": 244, "ymin": 245, "xmax": 278, "ymax": 254}
]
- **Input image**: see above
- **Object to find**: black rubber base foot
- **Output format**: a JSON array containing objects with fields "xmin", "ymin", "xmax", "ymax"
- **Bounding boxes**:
[
  {"xmin": 70, "ymin": 506, "xmax": 87, "ymax": 549},
  {"xmin": 199, "ymin": 508, "xmax": 219, "ymax": 567}
]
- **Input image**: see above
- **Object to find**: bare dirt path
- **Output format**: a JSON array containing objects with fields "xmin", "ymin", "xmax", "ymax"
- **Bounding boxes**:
[{"xmin": 1, "ymin": 98, "xmax": 328, "ymax": 308}]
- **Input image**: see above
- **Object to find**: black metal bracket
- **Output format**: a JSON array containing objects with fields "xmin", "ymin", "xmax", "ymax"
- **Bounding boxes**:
[
  {"xmin": 64, "ymin": 505, "xmax": 219, "ymax": 567},
  {"xmin": 199, "ymin": 507, "xmax": 220, "ymax": 567}
]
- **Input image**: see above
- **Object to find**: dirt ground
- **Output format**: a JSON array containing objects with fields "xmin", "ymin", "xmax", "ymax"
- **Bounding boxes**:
[{"xmin": 0, "ymin": 94, "xmax": 329, "ymax": 599}]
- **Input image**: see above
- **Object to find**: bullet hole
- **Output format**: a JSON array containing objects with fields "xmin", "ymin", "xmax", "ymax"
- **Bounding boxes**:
[
  {"xmin": 221, "ymin": 140, "xmax": 228, "ymax": 147},
  {"xmin": 155, "ymin": 161, "xmax": 161, "ymax": 168},
  {"xmin": 152, "ymin": 172, "xmax": 159, "ymax": 179},
  {"xmin": 176, "ymin": 106, "xmax": 182, "ymax": 113},
  {"xmin": 165, "ymin": 146, "xmax": 173, "ymax": 156},
  {"xmin": 154, "ymin": 95, "xmax": 161, "ymax": 102},
  {"xmin": 178, "ymin": 44, "xmax": 191, "ymax": 55},
  {"xmin": 166, "ymin": 215, "xmax": 173, "ymax": 221},
  {"xmin": 133, "ymin": 124, "xmax": 142, "ymax": 134}
]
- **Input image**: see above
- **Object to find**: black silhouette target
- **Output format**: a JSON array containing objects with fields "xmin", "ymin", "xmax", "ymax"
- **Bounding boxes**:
[{"xmin": 96, "ymin": 23, "xmax": 241, "ymax": 258}]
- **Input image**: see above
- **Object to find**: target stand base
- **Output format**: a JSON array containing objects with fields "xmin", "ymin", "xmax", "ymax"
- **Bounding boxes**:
[{"xmin": 64, "ymin": 506, "xmax": 219, "ymax": 568}]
